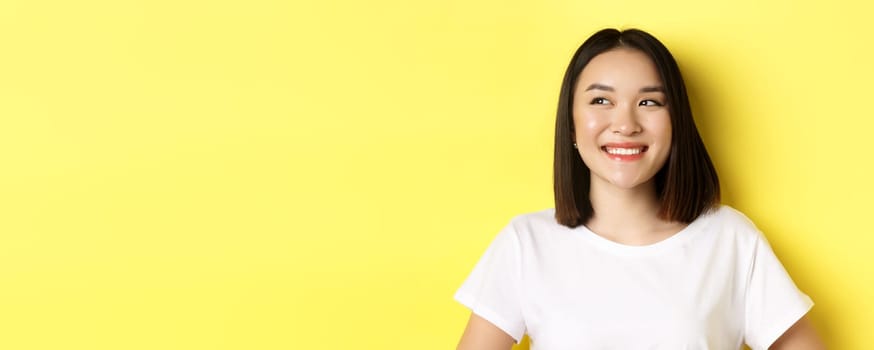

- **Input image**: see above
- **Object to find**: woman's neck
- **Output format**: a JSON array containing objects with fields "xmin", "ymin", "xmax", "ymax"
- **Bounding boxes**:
[{"xmin": 585, "ymin": 178, "xmax": 682, "ymax": 246}]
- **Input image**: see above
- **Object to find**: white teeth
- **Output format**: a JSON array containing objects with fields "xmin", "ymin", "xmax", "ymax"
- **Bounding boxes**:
[{"xmin": 606, "ymin": 147, "xmax": 643, "ymax": 155}]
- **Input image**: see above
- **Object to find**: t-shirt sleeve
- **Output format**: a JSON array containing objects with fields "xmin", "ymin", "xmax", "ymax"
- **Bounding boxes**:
[
  {"xmin": 453, "ymin": 222, "xmax": 526, "ymax": 343},
  {"xmin": 743, "ymin": 231, "xmax": 814, "ymax": 350}
]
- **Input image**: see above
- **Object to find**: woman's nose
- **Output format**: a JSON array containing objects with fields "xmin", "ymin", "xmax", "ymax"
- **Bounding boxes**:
[{"xmin": 611, "ymin": 106, "xmax": 642, "ymax": 135}]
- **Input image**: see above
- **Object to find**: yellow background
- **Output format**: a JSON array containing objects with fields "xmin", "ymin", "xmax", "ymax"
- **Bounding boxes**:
[{"xmin": 0, "ymin": 0, "xmax": 871, "ymax": 349}]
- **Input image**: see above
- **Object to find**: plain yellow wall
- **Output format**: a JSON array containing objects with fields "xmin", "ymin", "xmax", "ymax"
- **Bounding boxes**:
[{"xmin": 0, "ymin": 0, "xmax": 871, "ymax": 349}]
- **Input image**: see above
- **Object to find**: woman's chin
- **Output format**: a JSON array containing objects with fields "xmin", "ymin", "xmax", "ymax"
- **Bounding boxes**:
[{"xmin": 597, "ymin": 175, "xmax": 655, "ymax": 191}]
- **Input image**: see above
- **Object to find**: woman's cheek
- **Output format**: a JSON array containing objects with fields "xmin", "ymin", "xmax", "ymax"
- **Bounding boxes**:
[{"xmin": 582, "ymin": 111, "xmax": 608, "ymax": 132}]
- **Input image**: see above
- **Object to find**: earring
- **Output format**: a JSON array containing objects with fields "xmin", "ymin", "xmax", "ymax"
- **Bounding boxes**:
[{"xmin": 573, "ymin": 142, "xmax": 578, "ymax": 149}]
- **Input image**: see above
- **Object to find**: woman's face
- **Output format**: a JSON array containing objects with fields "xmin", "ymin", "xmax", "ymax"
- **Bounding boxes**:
[{"xmin": 572, "ymin": 48, "xmax": 672, "ymax": 191}]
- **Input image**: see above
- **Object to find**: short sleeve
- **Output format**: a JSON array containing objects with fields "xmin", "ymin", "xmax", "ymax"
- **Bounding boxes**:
[
  {"xmin": 743, "ymin": 231, "xmax": 814, "ymax": 350},
  {"xmin": 453, "ymin": 222, "xmax": 526, "ymax": 343}
]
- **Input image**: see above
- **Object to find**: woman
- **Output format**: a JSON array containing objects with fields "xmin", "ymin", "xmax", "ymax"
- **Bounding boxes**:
[{"xmin": 454, "ymin": 28, "xmax": 824, "ymax": 349}]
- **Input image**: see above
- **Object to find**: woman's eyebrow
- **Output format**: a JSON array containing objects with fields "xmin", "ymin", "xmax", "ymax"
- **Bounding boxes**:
[
  {"xmin": 639, "ymin": 86, "xmax": 664, "ymax": 93},
  {"xmin": 585, "ymin": 83, "xmax": 613, "ymax": 92},
  {"xmin": 584, "ymin": 84, "xmax": 665, "ymax": 93}
]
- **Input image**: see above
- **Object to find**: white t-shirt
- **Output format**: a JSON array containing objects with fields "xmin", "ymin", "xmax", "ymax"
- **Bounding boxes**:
[{"xmin": 454, "ymin": 206, "xmax": 813, "ymax": 350}]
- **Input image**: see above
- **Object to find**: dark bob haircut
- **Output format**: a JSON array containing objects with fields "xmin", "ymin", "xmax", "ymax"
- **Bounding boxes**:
[{"xmin": 553, "ymin": 28, "xmax": 720, "ymax": 228}]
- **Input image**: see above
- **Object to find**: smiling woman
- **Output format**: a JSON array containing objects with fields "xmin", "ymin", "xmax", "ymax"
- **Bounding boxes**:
[
  {"xmin": 454, "ymin": 28, "xmax": 825, "ymax": 350},
  {"xmin": 572, "ymin": 48, "xmax": 674, "ymax": 207}
]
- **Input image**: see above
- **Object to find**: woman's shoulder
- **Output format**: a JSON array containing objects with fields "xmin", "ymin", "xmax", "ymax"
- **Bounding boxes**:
[
  {"xmin": 698, "ymin": 204, "xmax": 767, "ymax": 243},
  {"xmin": 496, "ymin": 208, "xmax": 575, "ymax": 241},
  {"xmin": 494, "ymin": 209, "xmax": 586, "ymax": 255},
  {"xmin": 706, "ymin": 205, "xmax": 757, "ymax": 226},
  {"xmin": 505, "ymin": 208, "xmax": 567, "ymax": 231}
]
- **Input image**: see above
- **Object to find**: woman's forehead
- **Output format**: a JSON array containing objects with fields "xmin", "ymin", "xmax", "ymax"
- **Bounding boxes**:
[{"xmin": 576, "ymin": 48, "xmax": 664, "ymax": 91}]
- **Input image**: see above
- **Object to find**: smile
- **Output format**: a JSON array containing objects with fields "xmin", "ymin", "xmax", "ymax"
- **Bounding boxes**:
[
  {"xmin": 600, "ymin": 145, "xmax": 648, "ymax": 161},
  {"xmin": 602, "ymin": 146, "xmax": 648, "ymax": 155}
]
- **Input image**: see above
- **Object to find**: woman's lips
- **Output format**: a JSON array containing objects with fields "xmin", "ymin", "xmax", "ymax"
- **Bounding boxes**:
[{"xmin": 601, "ymin": 143, "xmax": 648, "ymax": 161}]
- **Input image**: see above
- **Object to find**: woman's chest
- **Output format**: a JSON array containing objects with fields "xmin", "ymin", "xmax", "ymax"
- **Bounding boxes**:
[{"xmin": 518, "ymin": 242, "xmax": 746, "ymax": 349}]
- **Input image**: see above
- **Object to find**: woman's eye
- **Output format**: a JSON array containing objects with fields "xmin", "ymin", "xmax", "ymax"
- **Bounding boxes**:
[
  {"xmin": 590, "ymin": 97, "xmax": 610, "ymax": 105},
  {"xmin": 639, "ymin": 99, "xmax": 663, "ymax": 107}
]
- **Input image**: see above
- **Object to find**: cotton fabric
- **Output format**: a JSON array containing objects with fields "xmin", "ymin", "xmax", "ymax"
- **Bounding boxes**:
[{"xmin": 454, "ymin": 206, "xmax": 813, "ymax": 350}]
